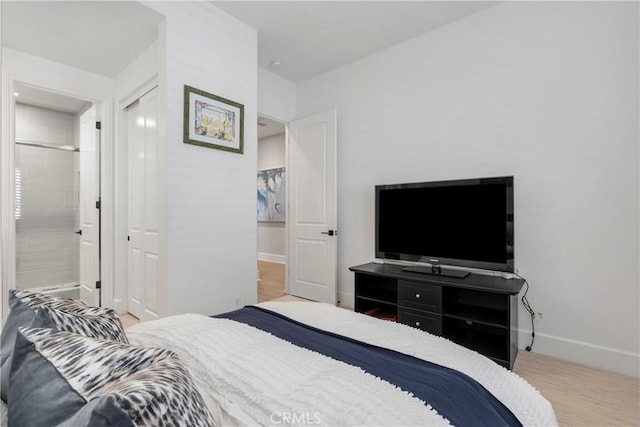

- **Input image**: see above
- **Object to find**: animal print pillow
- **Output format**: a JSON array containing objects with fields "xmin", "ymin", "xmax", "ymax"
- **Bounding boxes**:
[
  {"xmin": 0, "ymin": 289, "xmax": 88, "ymax": 402},
  {"xmin": 32, "ymin": 305, "xmax": 129, "ymax": 344},
  {"xmin": 9, "ymin": 327, "xmax": 215, "ymax": 427},
  {"xmin": 1, "ymin": 290, "xmax": 88, "ymax": 362}
]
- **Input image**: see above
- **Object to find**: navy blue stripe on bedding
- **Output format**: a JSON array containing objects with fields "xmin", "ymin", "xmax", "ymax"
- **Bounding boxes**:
[{"xmin": 214, "ymin": 306, "xmax": 521, "ymax": 427}]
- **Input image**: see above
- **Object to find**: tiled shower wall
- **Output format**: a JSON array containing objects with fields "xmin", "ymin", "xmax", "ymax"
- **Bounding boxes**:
[{"xmin": 15, "ymin": 103, "xmax": 79, "ymax": 290}]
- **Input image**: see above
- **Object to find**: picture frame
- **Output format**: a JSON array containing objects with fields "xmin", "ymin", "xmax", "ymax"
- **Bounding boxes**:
[
  {"xmin": 257, "ymin": 167, "xmax": 286, "ymax": 222},
  {"xmin": 183, "ymin": 85, "xmax": 244, "ymax": 154}
]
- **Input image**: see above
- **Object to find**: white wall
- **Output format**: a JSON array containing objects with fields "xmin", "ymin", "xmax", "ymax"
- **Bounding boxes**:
[
  {"xmin": 115, "ymin": 40, "xmax": 159, "ymax": 104},
  {"xmin": 145, "ymin": 2, "xmax": 258, "ymax": 316},
  {"xmin": 258, "ymin": 133, "xmax": 286, "ymax": 262},
  {"xmin": 258, "ymin": 67, "xmax": 296, "ymax": 122},
  {"xmin": 297, "ymin": 2, "xmax": 639, "ymax": 376}
]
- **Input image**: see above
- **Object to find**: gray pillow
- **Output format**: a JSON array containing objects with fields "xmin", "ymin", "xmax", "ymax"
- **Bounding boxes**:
[
  {"xmin": 9, "ymin": 327, "xmax": 215, "ymax": 427},
  {"xmin": 0, "ymin": 290, "xmax": 88, "ymax": 402}
]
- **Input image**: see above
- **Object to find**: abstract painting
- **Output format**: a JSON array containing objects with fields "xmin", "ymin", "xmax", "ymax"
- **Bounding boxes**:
[{"xmin": 257, "ymin": 167, "xmax": 286, "ymax": 222}]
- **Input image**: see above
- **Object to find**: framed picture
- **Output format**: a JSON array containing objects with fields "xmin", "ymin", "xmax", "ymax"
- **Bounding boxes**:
[
  {"xmin": 257, "ymin": 167, "xmax": 286, "ymax": 222},
  {"xmin": 183, "ymin": 85, "xmax": 244, "ymax": 154}
]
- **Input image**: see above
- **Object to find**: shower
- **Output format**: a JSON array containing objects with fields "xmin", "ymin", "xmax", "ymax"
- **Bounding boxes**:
[{"xmin": 13, "ymin": 84, "xmax": 91, "ymax": 300}]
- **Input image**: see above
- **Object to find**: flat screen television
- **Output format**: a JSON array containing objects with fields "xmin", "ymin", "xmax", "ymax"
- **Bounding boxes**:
[{"xmin": 375, "ymin": 176, "xmax": 514, "ymax": 277}]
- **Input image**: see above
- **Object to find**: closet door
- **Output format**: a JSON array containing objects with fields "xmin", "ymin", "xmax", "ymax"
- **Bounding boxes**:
[{"xmin": 127, "ymin": 87, "xmax": 160, "ymax": 321}]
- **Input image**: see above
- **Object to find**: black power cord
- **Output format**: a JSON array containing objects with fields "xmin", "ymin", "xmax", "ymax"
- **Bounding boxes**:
[{"xmin": 514, "ymin": 273, "xmax": 536, "ymax": 351}]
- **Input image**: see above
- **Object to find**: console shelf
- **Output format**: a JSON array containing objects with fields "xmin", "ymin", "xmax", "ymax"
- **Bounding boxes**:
[{"xmin": 350, "ymin": 262, "xmax": 524, "ymax": 369}]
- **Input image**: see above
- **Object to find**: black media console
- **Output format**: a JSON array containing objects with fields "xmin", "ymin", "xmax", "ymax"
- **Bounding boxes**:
[{"xmin": 349, "ymin": 262, "xmax": 524, "ymax": 369}]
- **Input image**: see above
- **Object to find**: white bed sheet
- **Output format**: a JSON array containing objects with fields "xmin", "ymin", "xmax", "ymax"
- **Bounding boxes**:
[
  {"xmin": 260, "ymin": 301, "xmax": 558, "ymax": 426},
  {"xmin": 128, "ymin": 314, "xmax": 449, "ymax": 426},
  {"xmin": 126, "ymin": 302, "xmax": 558, "ymax": 427}
]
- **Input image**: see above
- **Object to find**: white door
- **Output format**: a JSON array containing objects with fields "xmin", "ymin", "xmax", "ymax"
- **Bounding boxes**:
[
  {"xmin": 127, "ymin": 87, "xmax": 160, "ymax": 321},
  {"xmin": 78, "ymin": 105, "xmax": 100, "ymax": 306},
  {"xmin": 288, "ymin": 110, "xmax": 338, "ymax": 304}
]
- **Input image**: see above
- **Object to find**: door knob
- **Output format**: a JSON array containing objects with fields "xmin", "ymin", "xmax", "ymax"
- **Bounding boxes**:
[
  {"xmin": 74, "ymin": 230, "xmax": 82, "ymax": 235},
  {"xmin": 320, "ymin": 230, "xmax": 336, "ymax": 236}
]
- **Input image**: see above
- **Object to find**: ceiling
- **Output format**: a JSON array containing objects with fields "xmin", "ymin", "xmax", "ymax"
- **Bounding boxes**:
[
  {"xmin": 212, "ymin": 1, "xmax": 499, "ymax": 82},
  {"xmin": 258, "ymin": 116, "xmax": 286, "ymax": 140},
  {"xmin": 1, "ymin": 1, "xmax": 163, "ymax": 79},
  {"xmin": 2, "ymin": 1, "xmax": 498, "ymax": 84},
  {"xmin": 14, "ymin": 82, "xmax": 91, "ymax": 114},
  {"xmin": 1, "ymin": 1, "xmax": 498, "ymax": 111}
]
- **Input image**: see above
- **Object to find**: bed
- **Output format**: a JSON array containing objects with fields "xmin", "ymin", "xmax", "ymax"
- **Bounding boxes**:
[
  {"xmin": 1, "ymin": 291, "xmax": 558, "ymax": 426},
  {"xmin": 126, "ymin": 301, "xmax": 558, "ymax": 426}
]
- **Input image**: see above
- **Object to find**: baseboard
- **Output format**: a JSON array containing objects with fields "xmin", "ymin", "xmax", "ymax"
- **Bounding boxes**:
[
  {"xmin": 518, "ymin": 329, "xmax": 639, "ymax": 378},
  {"xmin": 112, "ymin": 297, "xmax": 128, "ymax": 315},
  {"xmin": 257, "ymin": 253, "xmax": 285, "ymax": 264},
  {"xmin": 337, "ymin": 291, "xmax": 354, "ymax": 310}
]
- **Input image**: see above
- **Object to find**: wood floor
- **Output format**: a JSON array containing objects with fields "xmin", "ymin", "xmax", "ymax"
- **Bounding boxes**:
[
  {"xmin": 120, "ymin": 261, "xmax": 639, "ymax": 426},
  {"xmin": 120, "ymin": 313, "xmax": 140, "ymax": 329},
  {"xmin": 513, "ymin": 351, "xmax": 639, "ymax": 426},
  {"xmin": 258, "ymin": 259, "xmax": 286, "ymax": 302}
]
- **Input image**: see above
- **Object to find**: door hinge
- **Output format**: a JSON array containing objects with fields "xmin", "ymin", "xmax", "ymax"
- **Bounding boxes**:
[
  {"xmin": 96, "ymin": 121, "xmax": 101, "ymax": 130},
  {"xmin": 95, "ymin": 200, "xmax": 101, "ymax": 210},
  {"xmin": 127, "ymin": 235, "xmax": 130, "ymax": 241},
  {"xmin": 95, "ymin": 281, "xmax": 102, "ymax": 289}
]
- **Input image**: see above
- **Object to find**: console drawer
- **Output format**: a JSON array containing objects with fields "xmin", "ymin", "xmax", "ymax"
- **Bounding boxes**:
[
  {"xmin": 398, "ymin": 280, "xmax": 441, "ymax": 313},
  {"xmin": 398, "ymin": 307, "xmax": 442, "ymax": 335}
]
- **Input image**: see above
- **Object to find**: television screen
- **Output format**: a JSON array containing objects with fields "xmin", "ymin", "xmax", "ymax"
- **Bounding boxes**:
[{"xmin": 375, "ymin": 176, "xmax": 514, "ymax": 273}]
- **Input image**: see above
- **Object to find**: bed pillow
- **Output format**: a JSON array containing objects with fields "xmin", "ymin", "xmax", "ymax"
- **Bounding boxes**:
[
  {"xmin": 31, "ymin": 305, "xmax": 129, "ymax": 344},
  {"xmin": 1, "ymin": 290, "xmax": 88, "ymax": 363},
  {"xmin": 0, "ymin": 290, "xmax": 88, "ymax": 402},
  {"xmin": 9, "ymin": 327, "xmax": 215, "ymax": 427}
]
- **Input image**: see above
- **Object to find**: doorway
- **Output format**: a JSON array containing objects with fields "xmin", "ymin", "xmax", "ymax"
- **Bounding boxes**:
[
  {"xmin": 12, "ymin": 83, "xmax": 96, "ymax": 302},
  {"xmin": 257, "ymin": 115, "xmax": 287, "ymax": 302},
  {"xmin": 1, "ymin": 0, "xmax": 163, "ymax": 318},
  {"xmin": 256, "ymin": 109, "xmax": 339, "ymax": 305}
]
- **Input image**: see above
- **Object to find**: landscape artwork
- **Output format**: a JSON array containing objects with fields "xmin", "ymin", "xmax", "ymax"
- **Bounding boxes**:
[
  {"xmin": 183, "ymin": 85, "xmax": 244, "ymax": 154},
  {"xmin": 195, "ymin": 101, "xmax": 235, "ymax": 141},
  {"xmin": 257, "ymin": 167, "xmax": 286, "ymax": 222}
]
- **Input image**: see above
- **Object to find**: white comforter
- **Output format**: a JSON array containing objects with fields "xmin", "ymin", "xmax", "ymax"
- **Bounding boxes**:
[{"xmin": 127, "ymin": 302, "xmax": 558, "ymax": 427}]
